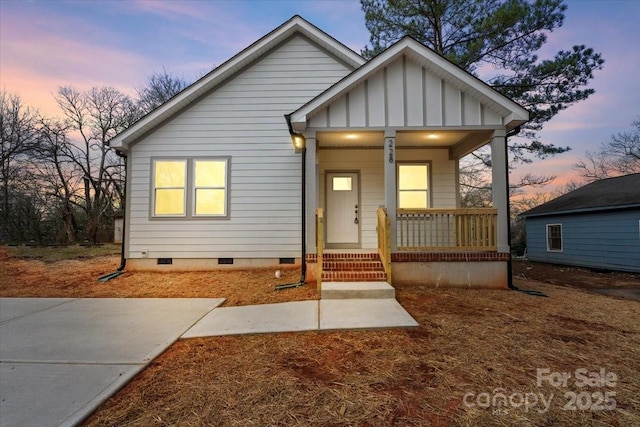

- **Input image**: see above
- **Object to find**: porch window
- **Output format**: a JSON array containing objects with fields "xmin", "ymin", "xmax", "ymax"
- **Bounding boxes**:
[
  {"xmin": 398, "ymin": 164, "xmax": 429, "ymax": 208},
  {"xmin": 546, "ymin": 224, "xmax": 563, "ymax": 252},
  {"xmin": 152, "ymin": 158, "xmax": 229, "ymax": 218}
]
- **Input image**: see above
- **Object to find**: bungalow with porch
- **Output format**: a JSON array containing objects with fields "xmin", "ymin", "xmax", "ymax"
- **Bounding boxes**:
[{"xmin": 109, "ymin": 16, "xmax": 528, "ymax": 289}]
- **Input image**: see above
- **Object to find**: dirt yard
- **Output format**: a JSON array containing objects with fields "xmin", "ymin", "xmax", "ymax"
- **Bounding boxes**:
[
  {"xmin": 1, "ymin": 247, "xmax": 639, "ymax": 426},
  {"xmin": 513, "ymin": 259, "xmax": 640, "ymax": 289}
]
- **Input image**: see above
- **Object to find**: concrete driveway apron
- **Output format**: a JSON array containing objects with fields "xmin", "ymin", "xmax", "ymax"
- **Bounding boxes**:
[{"xmin": 0, "ymin": 298, "xmax": 224, "ymax": 427}]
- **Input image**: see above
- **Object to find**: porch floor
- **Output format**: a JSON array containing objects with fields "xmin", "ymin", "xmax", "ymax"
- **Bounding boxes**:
[{"xmin": 323, "ymin": 248, "xmax": 378, "ymax": 254}]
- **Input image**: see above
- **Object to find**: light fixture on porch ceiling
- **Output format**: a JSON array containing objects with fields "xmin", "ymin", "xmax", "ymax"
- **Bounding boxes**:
[
  {"xmin": 426, "ymin": 133, "xmax": 439, "ymax": 139},
  {"xmin": 291, "ymin": 133, "xmax": 306, "ymax": 153}
]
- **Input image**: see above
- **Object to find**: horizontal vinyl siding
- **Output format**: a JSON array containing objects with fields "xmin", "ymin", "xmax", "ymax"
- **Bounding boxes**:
[
  {"xmin": 318, "ymin": 148, "xmax": 457, "ymax": 249},
  {"xmin": 128, "ymin": 35, "xmax": 352, "ymax": 259},
  {"xmin": 526, "ymin": 209, "xmax": 640, "ymax": 272}
]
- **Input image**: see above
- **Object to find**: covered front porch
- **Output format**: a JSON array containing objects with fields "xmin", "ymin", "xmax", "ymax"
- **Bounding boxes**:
[
  {"xmin": 304, "ymin": 128, "xmax": 511, "ymax": 288},
  {"xmin": 287, "ymin": 37, "xmax": 528, "ymax": 288}
]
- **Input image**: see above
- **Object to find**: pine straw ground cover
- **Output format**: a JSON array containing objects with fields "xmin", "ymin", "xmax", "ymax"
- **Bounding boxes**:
[
  {"xmin": 0, "ymin": 247, "xmax": 316, "ymax": 305},
  {"xmin": 1, "ymin": 247, "xmax": 639, "ymax": 426}
]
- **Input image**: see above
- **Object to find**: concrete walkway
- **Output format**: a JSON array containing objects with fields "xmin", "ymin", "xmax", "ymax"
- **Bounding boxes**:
[
  {"xmin": 183, "ymin": 298, "xmax": 418, "ymax": 338},
  {"xmin": 0, "ymin": 297, "xmax": 417, "ymax": 427}
]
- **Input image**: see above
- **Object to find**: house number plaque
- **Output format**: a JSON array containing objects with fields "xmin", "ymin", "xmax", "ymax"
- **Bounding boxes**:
[{"xmin": 387, "ymin": 139, "xmax": 394, "ymax": 163}]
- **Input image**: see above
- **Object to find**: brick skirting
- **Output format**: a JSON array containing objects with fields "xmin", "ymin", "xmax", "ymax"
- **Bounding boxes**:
[
  {"xmin": 391, "ymin": 252, "xmax": 510, "ymax": 262},
  {"xmin": 307, "ymin": 252, "xmax": 509, "ymax": 263}
]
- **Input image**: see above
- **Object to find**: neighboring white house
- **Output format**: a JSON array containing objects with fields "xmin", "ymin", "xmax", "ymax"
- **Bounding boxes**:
[{"xmin": 110, "ymin": 16, "xmax": 528, "ymax": 288}]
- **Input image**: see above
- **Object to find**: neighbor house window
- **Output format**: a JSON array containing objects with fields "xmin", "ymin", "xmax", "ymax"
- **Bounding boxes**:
[
  {"xmin": 546, "ymin": 224, "xmax": 563, "ymax": 252},
  {"xmin": 152, "ymin": 158, "xmax": 229, "ymax": 218},
  {"xmin": 398, "ymin": 164, "xmax": 429, "ymax": 208}
]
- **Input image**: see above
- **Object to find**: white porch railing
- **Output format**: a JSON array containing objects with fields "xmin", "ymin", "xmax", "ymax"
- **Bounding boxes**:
[{"xmin": 396, "ymin": 208, "xmax": 498, "ymax": 251}]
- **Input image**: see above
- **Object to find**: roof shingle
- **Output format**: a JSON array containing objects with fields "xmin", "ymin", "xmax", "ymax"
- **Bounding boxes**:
[{"xmin": 521, "ymin": 174, "xmax": 640, "ymax": 217}]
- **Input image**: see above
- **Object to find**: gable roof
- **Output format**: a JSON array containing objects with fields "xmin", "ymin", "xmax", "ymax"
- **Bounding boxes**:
[
  {"xmin": 110, "ymin": 15, "xmax": 364, "ymax": 153},
  {"xmin": 522, "ymin": 174, "xmax": 640, "ymax": 217},
  {"xmin": 289, "ymin": 36, "xmax": 529, "ymax": 133}
]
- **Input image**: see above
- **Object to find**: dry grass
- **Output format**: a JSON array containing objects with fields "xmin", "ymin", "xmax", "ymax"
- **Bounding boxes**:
[
  {"xmin": 0, "ymin": 248, "xmax": 317, "ymax": 305},
  {"xmin": 80, "ymin": 280, "xmax": 640, "ymax": 427},
  {"xmin": 1, "ymin": 247, "xmax": 638, "ymax": 426}
]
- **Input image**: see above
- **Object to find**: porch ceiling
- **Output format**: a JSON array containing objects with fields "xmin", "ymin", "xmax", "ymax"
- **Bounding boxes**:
[{"xmin": 316, "ymin": 130, "xmax": 493, "ymax": 153}]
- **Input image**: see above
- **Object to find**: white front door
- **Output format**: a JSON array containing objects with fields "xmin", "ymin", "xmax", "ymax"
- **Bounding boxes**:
[{"xmin": 326, "ymin": 172, "xmax": 360, "ymax": 247}]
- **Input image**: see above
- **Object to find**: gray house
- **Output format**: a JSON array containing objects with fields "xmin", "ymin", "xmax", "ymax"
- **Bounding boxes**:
[{"xmin": 521, "ymin": 174, "xmax": 640, "ymax": 273}]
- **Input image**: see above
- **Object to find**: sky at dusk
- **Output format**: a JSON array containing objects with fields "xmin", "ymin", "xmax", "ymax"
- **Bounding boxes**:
[{"xmin": 1, "ymin": 0, "xmax": 639, "ymax": 193}]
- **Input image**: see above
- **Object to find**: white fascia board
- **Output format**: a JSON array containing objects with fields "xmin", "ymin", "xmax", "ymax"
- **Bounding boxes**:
[{"xmin": 110, "ymin": 16, "xmax": 363, "ymax": 152}]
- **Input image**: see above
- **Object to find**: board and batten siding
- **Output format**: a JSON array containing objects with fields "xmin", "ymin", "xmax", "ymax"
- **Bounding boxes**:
[
  {"xmin": 308, "ymin": 55, "xmax": 503, "ymax": 129},
  {"xmin": 525, "ymin": 209, "xmax": 640, "ymax": 273},
  {"xmin": 127, "ymin": 35, "xmax": 353, "ymax": 259},
  {"xmin": 318, "ymin": 148, "xmax": 456, "ymax": 249}
]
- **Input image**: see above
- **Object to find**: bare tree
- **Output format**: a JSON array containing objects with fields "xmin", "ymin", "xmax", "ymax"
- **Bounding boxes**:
[
  {"xmin": 575, "ymin": 119, "xmax": 640, "ymax": 181},
  {"xmin": 31, "ymin": 116, "xmax": 83, "ymax": 243},
  {"xmin": 55, "ymin": 86, "xmax": 138, "ymax": 242},
  {"xmin": 459, "ymin": 148, "xmax": 555, "ymax": 208},
  {"xmin": 137, "ymin": 68, "xmax": 189, "ymax": 114},
  {"xmin": 0, "ymin": 90, "xmax": 39, "ymax": 241}
]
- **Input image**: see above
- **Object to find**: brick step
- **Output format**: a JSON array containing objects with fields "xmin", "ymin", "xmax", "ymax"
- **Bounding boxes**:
[
  {"xmin": 322, "ymin": 261, "xmax": 385, "ymax": 271},
  {"xmin": 322, "ymin": 271, "xmax": 388, "ymax": 282},
  {"xmin": 321, "ymin": 281, "xmax": 395, "ymax": 299},
  {"xmin": 308, "ymin": 253, "xmax": 381, "ymax": 262}
]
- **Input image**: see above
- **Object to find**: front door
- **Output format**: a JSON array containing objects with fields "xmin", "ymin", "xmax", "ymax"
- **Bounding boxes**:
[{"xmin": 326, "ymin": 172, "xmax": 360, "ymax": 247}]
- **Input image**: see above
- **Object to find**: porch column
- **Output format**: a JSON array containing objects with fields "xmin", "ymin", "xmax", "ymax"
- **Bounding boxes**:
[
  {"xmin": 490, "ymin": 129, "xmax": 510, "ymax": 253},
  {"xmin": 384, "ymin": 129, "xmax": 397, "ymax": 251},
  {"xmin": 305, "ymin": 134, "xmax": 318, "ymax": 253}
]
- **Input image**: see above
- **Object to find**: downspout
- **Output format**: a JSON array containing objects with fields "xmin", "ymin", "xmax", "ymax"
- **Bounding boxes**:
[
  {"xmin": 504, "ymin": 126, "xmax": 547, "ymax": 297},
  {"xmin": 115, "ymin": 151, "xmax": 127, "ymax": 272},
  {"xmin": 505, "ymin": 126, "xmax": 520, "ymax": 290},
  {"xmin": 275, "ymin": 114, "xmax": 306, "ymax": 290}
]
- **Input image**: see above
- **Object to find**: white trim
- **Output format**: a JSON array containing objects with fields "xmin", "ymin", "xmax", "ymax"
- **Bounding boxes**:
[
  {"xmin": 546, "ymin": 223, "xmax": 563, "ymax": 252},
  {"xmin": 151, "ymin": 159, "xmax": 187, "ymax": 218},
  {"xmin": 150, "ymin": 157, "xmax": 230, "ymax": 220},
  {"xmin": 397, "ymin": 162, "xmax": 431, "ymax": 209}
]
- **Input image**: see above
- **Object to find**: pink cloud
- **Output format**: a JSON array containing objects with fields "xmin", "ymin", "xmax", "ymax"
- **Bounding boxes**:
[{"xmin": 1, "ymin": 34, "xmax": 147, "ymax": 116}]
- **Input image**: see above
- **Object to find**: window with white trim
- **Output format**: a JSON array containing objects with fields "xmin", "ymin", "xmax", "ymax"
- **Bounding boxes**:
[
  {"xmin": 546, "ymin": 224, "xmax": 562, "ymax": 252},
  {"xmin": 154, "ymin": 160, "xmax": 187, "ymax": 216},
  {"xmin": 398, "ymin": 164, "xmax": 429, "ymax": 209},
  {"xmin": 152, "ymin": 158, "xmax": 229, "ymax": 218}
]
